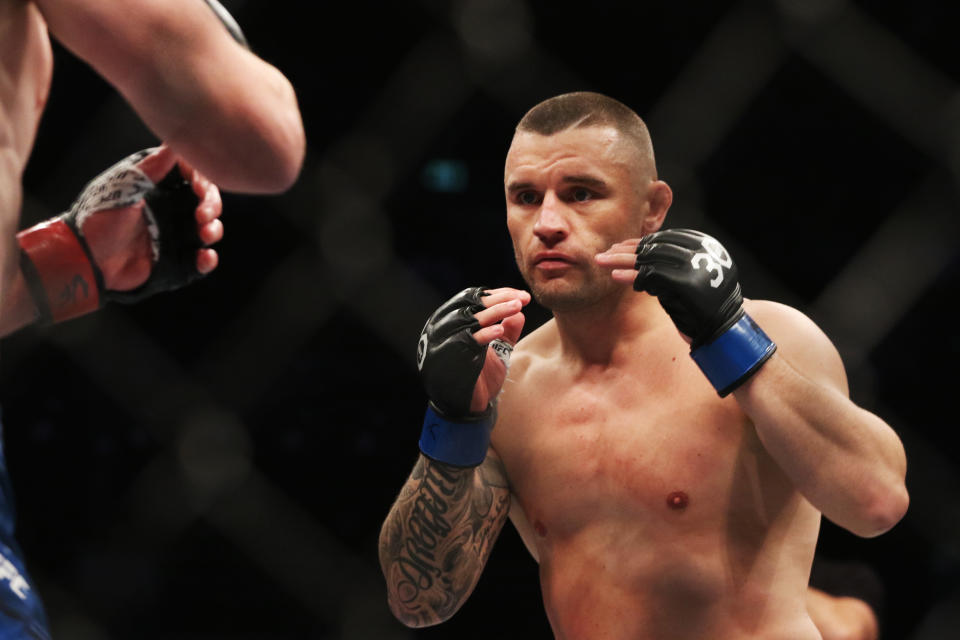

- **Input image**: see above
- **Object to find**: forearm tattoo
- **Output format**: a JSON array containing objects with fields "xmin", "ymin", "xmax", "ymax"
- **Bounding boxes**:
[{"xmin": 379, "ymin": 455, "xmax": 510, "ymax": 626}]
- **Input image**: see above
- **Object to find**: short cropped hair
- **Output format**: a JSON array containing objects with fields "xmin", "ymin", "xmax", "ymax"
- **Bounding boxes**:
[{"xmin": 516, "ymin": 92, "xmax": 656, "ymax": 175}]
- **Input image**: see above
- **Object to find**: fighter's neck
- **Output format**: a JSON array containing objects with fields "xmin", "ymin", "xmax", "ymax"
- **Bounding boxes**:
[{"xmin": 551, "ymin": 290, "xmax": 669, "ymax": 366}]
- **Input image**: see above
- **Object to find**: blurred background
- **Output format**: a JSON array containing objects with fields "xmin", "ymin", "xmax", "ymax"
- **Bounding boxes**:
[{"xmin": 2, "ymin": 0, "xmax": 958, "ymax": 637}]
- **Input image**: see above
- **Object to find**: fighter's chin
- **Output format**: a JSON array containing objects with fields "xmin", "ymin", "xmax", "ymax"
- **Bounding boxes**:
[{"xmin": 528, "ymin": 278, "xmax": 599, "ymax": 312}]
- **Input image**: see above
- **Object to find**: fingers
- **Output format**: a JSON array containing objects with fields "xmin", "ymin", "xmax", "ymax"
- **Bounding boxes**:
[
  {"xmin": 189, "ymin": 169, "xmax": 222, "ymax": 226},
  {"xmin": 188, "ymin": 166, "xmax": 223, "ymax": 247},
  {"xmin": 195, "ymin": 183, "xmax": 222, "ymax": 226},
  {"xmin": 610, "ymin": 269, "xmax": 638, "ymax": 284},
  {"xmin": 595, "ymin": 239, "xmax": 643, "ymax": 270},
  {"xmin": 596, "ymin": 239, "xmax": 645, "ymax": 287},
  {"xmin": 596, "ymin": 252, "xmax": 640, "ymax": 285},
  {"xmin": 500, "ymin": 311, "xmax": 526, "ymax": 344},
  {"xmin": 601, "ymin": 238, "xmax": 643, "ymax": 254},
  {"xmin": 196, "ymin": 248, "xmax": 219, "ymax": 275},
  {"xmin": 474, "ymin": 298, "xmax": 523, "ymax": 329},
  {"xmin": 135, "ymin": 144, "xmax": 178, "ymax": 183},
  {"xmin": 472, "ymin": 288, "xmax": 530, "ymax": 346},
  {"xmin": 198, "ymin": 218, "xmax": 224, "ymax": 246},
  {"xmin": 473, "ymin": 323, "xmax": 506, "ymax": 346},
  {"xmin": 176, "ymin": 155, "xmax": 197, "ymax": 183},
  {"xmin": 481, "ymin": 287, "xmax": 531, "ymax": 308}
]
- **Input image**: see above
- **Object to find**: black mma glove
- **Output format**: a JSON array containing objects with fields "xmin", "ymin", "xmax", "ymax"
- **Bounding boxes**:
[
  {"xmin": 633, "ymin": 229, "xmax": 777, "ymax": 396},
  {"xmin": 415, "ymin": 287, "xmax": 494, "ymax": 467},
  {"xmin": 17, "ymin": 148, "xmax": 204, "ymax": 324}
]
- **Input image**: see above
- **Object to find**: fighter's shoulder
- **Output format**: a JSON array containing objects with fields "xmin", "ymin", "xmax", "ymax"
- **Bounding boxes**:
[
  {"xmin": 744, "ymin": 299, "xmax": 847, "ymax": 392},
  {"xmin": 509, "ymin": 319, "xmax": 559, "ymax": 377},
  {"xmin": 745, "ymin": 299, "xmax": 828, "ymax": 343}
]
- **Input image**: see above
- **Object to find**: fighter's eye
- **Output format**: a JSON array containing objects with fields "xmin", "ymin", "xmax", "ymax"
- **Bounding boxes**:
[
  {"xmin": 517, "ymin": 191, "xmax": 540, "ymax": 205},
  {"xmin": 571, "ymin": 187, "xmax": 593, "ymax": 202}
]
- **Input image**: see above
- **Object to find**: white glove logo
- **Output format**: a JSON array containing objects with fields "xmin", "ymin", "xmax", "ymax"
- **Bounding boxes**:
[
  {"xmin": 416, "ymin": 333, "xmax": 429, "ymax": 370},
  {"xmin": 691, "ymin": 236, "xmax": 733, "ymax": 288}
]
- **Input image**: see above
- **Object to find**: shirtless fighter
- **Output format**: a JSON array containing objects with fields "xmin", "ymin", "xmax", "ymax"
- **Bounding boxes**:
[
  {"xmin": 379, "ymin": 92, "xmax": 906, "ymax": 639},
  {"xmin": 1, "ymin": 1, "xmax": 304, "ymax": 636}
]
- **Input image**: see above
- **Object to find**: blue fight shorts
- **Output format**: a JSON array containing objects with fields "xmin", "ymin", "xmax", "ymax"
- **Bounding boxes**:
[{"xmin": 0, "ymin": 411, "xmax": 51, "ymax": 639}]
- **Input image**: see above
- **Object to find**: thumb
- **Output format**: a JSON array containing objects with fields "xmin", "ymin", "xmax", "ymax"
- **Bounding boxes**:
[
  {"xmin": 135, "ymin": 144, "xmax": 178, "ymax": 183},
  {"xmin": 501, "ymin": 312, "xmax": 526, "ymax": 344}
]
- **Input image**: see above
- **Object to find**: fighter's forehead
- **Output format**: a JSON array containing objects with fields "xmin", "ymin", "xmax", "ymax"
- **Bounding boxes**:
[{"xmin": 504, "ymin": 126, "xmax": 636, "ymax": 183}]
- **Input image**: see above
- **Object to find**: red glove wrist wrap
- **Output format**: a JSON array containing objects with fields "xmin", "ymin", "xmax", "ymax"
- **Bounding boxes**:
[{"xmin": 17, "ymin": 219, "xmax": 101, "ymax": 324}]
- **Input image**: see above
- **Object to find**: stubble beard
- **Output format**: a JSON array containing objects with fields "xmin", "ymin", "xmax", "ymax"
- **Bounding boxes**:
[{"xmin": 520, "ymin": 262, "xmax": 621, "ymax": 313}]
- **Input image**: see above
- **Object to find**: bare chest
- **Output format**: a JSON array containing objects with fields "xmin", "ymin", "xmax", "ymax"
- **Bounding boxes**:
[{"xmin": 493, "ymin": 351, "xmax": 782, "ymax": 542}]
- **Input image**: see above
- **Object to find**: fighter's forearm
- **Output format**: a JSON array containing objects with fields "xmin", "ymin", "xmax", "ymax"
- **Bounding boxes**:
[
  {"xmin": 735, "ymin": 353, "xmax": 908, "ymax": 537},
  {"xmin": 378, "ymin": 454, "xmax": 510, "ymax": 628}
]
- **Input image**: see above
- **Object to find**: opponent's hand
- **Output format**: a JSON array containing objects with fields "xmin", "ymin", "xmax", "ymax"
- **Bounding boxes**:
[
  {"xmin": 17, "ymin": 145, "xmax": 224, "ymax": 324},
  {"xmin": 596, "ymin": 229, "xmax": 744, "ymax": 347},
  {"xmin": 82, "ymin": 145, "xmax": 223, "ymax": 292},
  {"xmin": 417, "ymin": 286, "xmax": 530, "ymax": 418}
]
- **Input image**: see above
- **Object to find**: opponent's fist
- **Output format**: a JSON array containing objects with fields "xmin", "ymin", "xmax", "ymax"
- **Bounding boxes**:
[
  {"xmin": 17, "ymin": 146, "xmax": 223, "ymax": 324},
  {"xmin": 632, "ymin": 229, "xmax": 744, "ymax": 347}
]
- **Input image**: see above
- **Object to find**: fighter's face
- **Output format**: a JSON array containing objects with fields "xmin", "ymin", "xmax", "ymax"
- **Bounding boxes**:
[{"xmin": 504, "ymin": 126, "xmax": 652, "ymax": 311}]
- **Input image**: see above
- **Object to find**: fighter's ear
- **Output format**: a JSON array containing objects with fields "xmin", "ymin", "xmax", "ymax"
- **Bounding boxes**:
[{"xmin": 642, "ymin": 180, "xmax": 672, "ymax": 235}]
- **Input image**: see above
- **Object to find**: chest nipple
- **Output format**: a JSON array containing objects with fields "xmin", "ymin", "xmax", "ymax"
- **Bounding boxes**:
[{"xmin": 666, "ymin": 491, "xmax": 689, "ymax": 511}]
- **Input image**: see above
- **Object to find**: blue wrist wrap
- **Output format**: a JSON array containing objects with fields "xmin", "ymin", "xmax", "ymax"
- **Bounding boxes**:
[
  {"xmin": 419, "ymin": 403, "xmax": 494, "ymax": 467},
  {"xmin": 691, "ymin": 313, "xmax": 777, "ymax": 397}
]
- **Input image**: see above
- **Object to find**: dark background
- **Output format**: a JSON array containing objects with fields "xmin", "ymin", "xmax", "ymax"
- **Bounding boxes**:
[{"xmin": 2, "ymin": 0, "xmax": 959, "ymax": 638}]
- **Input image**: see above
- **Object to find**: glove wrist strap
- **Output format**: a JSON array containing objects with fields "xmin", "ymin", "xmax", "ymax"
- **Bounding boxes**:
[
  {"xmin": 691, "ymin": 313, "xmax": 777, "ymax": 397},
  {"xmin": 17, "ymin": 219, "xmax": 101, "ymax": 324},
  {"xmin": 419, "ymin": 402, "xmax": 493, "ymax": 468}
]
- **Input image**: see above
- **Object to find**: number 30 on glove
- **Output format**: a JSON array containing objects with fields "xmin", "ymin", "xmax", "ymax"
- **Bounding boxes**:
[
  {"xmin": 16, "ymin": 148, "xmax": 205, "ymax": 325},
  {"xmin": 633, "ymin": 229, "xmax": 777, "ymax": 397}
]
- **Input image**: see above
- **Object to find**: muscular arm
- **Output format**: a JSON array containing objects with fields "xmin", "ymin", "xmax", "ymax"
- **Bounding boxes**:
[
  {"xmin": 378, "ymin": 450, "xmax": 512, "ymax": 628},
  {"xmin": 34, "ymin": 0, "xmax": 305, "ymax": 193},
  {"xmin": 735, "ymin": 301, "xmax": 909, "ymax": 538}
]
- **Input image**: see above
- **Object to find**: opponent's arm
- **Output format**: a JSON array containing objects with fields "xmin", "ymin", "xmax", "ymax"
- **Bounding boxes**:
[
  {"xmin": 378, "ymin": 286, "xmax": 529, "ymax": 627},
  {"xmin": 1, "ymin": 146, "xmax": 222, "ymax": 337},
  {"xmin": 34, "ymin": 0, "xmax": 305, "ymax": 193},
  {"xmin": 597, "ymin": 230, "xmax": 908, "ymax": 538}
]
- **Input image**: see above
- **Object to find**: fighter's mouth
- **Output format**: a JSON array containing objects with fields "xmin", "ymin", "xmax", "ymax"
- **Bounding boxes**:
[{"xmin": 533, "ymin": 251, "xmax": 576, "ymax": 266}]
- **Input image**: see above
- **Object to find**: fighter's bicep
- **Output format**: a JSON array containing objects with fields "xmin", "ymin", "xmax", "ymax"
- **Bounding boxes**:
[{"xmin": 746, "ymin": 299, "xmax": 849, "ymax": 396}]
